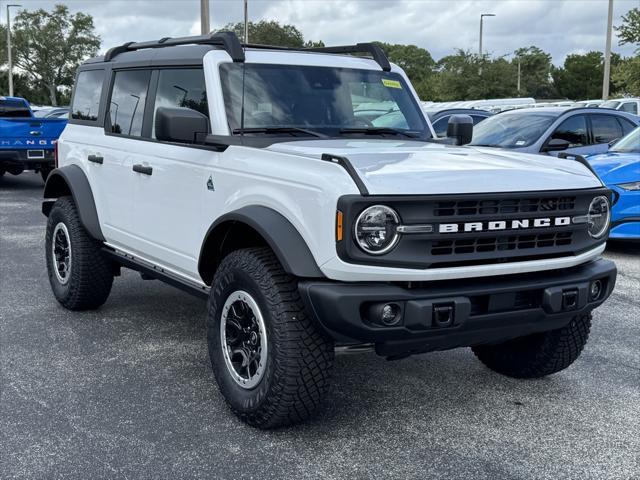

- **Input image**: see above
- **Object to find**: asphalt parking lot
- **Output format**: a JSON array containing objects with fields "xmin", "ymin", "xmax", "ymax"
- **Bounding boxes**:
[{"xmin": 1, "ymin": 172, "xmax": 639, "ymax": 480}]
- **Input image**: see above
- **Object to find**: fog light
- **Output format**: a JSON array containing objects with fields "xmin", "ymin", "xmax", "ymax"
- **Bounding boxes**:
[
  {"xmin": 590, "ymin": 280, "xmax": 603, "ymax": 301},
  {"xmin": 381, "ymin": 303, "xmax": 401, "ymax": 325}
]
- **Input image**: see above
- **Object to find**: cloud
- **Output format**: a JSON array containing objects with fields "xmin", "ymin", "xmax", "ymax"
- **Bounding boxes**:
[{"xmin": 13, "ymin": 0, "xmax": 639, "ymax": 64}]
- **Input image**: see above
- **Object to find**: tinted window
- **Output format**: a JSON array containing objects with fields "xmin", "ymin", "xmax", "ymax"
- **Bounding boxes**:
[
  {"xmin": 549, "ymin": 115, "xmax": 588, "ymax": 147},
  {"xmin": 470, "ymin": 113, "xmax": 555, "ymax": 148},
  {"xmin": 219, "ymin": 64, "xmax": 428, "ymax": 137},
  {"xmin": 432, "ymin": 116, "xmax": 449, "ymax": 137},
  {"xmin": 152, "ymin": 69, "xmax": 208, "ymax": 139},
  {"xmin": 108, "ymin": 70, "xmax": 151, "ymax": 136},
  {"xmin": 618, "ymin": 117, "xmax": 636, "ymax": 136},
  {"xmin": 71, "ymin": 70, "xmax": 104, "ymax": 121},
  {"xmin": 591, "ymin": 115, "xmax": 623, "ymax": 144},
  {"xmin": 0, "ymin": 98, "xmax": 31, "ymax": 118},
  {"xmin": 471, "ymin": 115, "xmax": 489, "ymax": 125},
  {"xmin": 619, "ymin": 102, "xmax": 638, "ymax": 115}
]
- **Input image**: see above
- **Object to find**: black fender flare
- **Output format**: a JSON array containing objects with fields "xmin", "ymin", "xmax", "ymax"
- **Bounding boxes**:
[
  {"xmin": 198, "ymin": 206, "xmax": 324, "ymax": 283},
  {"xmin": 42, "ymin": 165, "xmax": 104, "ymax": 241}
]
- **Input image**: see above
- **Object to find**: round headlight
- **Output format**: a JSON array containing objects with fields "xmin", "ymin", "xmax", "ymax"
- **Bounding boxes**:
[
  {"xmin": 587, "ymin": 196, "xmax": 610, "ymax": 239},
  {"xmin": 354, "ymin": 205, "xmax": 400, "ymax": 255}
]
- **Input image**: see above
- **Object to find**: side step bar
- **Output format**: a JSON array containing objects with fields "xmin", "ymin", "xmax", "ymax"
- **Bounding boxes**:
[{"xmin": 102, "ymin": 248, "xmax": 210, "ymax": 299}]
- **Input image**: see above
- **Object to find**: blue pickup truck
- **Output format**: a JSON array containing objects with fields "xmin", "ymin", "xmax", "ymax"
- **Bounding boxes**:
[{"xmin": 0, "ymin": 96, "xmax": 67, "ymax": 182}]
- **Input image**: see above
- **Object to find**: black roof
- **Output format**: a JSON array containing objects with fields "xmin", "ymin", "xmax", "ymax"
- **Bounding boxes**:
[{"xmin": 81, "ymin": 31, "xmax": 391, "ymax": 71}]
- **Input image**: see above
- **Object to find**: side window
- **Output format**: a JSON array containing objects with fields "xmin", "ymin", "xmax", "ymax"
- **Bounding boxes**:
[
  {"xmin": 71, "ymin": 70, "xmax": 104, "ymax": 122},
  {"xmin": 471, "ymin": 115, "xmax": 488, "ymax": 126},
  {"xmin": 549, "ymin": 115, "xmax": 588, "ymax": 147},
  {"xmin": 591, "ymin": 115, "xmax": 623, "ymax": 144},
  {"xmin": 432, "ymin": 116, "xmax": 449, "ymax": 137},
  {"xmin": 108, "ymin": 70, "xmax": 151, "ymax": 137},
  {"xmin": 619, "ymin": 102, "xmax": 638, "ymax": 115},
  {"xmin": 152, "ymin": 69, "xmax": 209, "ymax": 139},
  {"xmin": 618, "ymin": 117, "xmax": 636, "ymax": 136}
]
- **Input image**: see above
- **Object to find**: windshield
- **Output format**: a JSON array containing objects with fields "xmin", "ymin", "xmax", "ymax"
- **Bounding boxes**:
[
  {"xmin": 219, "ymin": 64, "xmax": 429, "ymax": 138},
  {"xmin": 611, "ymin": 127, "xmax": 640, "ymax": 153},
  {"xmin": 469, "ymin": 113, "xmax": 555, "ymax": 148},
  {"xmin": 600, "ymin": 101, "xmax": 620, "ymax": 109}
]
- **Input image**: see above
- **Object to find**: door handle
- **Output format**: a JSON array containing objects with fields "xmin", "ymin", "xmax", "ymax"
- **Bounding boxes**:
[
  {"xmin": 132, "ymin": 164, "xmax": 153, "ymax": 175},
  {"xmin": 88, "ymin": 154, "xmax": 104, "ymax": 164}
]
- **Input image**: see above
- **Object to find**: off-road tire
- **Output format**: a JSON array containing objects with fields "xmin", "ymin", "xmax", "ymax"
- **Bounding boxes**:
[
  {"xmin": 207, "ymin": 247, "xmax": 334, "ymax": 429},
  {"xmin": 45, "ymin": 196, "xmax": 113, "ymax": 310},
  {"xmin": 472, "ymin": 313, "xmax": 592, "ymax": 378}
]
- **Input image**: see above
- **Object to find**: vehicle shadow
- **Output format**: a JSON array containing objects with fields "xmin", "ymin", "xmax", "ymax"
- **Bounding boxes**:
[
  {"xmin": 0, "ymin": 172, "xmax": 45, "ymax": 191},
  {"xmin": 606, "ymin": 240, "xmax": 639, "ymax": 255}
]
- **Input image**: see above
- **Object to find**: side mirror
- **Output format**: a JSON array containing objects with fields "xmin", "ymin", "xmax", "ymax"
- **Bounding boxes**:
[
  {"xmin": 446, "ymin": 115, "xmax": 473, "ymax": 145},
  {"xmin": 607, "ymin": 138, "xmax": 619, "ymax": 149},
  {"xmin": 544, "ymin": 138, "xmax": 571, "ymax": 152},
  {"xmin": 155, "ymin": 107, "xmax": 209, "ymax": 143}
]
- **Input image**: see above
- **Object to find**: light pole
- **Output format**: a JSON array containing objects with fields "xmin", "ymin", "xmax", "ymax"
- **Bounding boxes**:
[
  {"xmin": 6, "ymin": 4, "xmax": 22, "ymax": 97},
  {"xmin": 200, "ymin": 0, "xmax": 210, "ymax": 35},
  {"xmin": 602, "ymin": 0, "xmax": 614, "ymax": 100},
  {"xmin": 517, "ymin": 56, "xmax": 521, "ymax": 93},
  {"xmin": 244, "ymin": 0, "xmax": 249, "ymax": 43},
  {"xmin": 479, "ymin": 13, "xmax": 496, "ymax": 57}
]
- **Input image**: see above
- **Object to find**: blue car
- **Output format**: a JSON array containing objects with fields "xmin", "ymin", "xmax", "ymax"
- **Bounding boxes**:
[
  {"xmin": 587, "ymin": 127, "xmax": 640, "ymax": 241},
  {"xmin": 470, "ymin": 107, "xmax": 639, "ymax": 157}
]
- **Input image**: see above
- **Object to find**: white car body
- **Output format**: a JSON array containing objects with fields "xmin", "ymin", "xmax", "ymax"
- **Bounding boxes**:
[{"xmin": 56, "ymin": 48, "xmax": 607, "ymax": 286}]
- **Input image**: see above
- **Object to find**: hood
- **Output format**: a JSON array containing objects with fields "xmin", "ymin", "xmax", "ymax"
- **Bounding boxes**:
[
  {"xmin": 267, "ymin": 139, "xmax": 602, "ymax": 195},
  {"xmin": 587, "ymin": 151, "xmax": 640, "ymax": 185}
]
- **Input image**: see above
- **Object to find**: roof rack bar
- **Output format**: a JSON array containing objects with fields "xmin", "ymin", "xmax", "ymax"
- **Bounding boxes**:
[
  {"xmin": 306, "ymin": 43, "xmax": 391, "ymax": 72},
  {"xmin": 104, "ymin": 31, "xmax": 245, "ymax": 63}
]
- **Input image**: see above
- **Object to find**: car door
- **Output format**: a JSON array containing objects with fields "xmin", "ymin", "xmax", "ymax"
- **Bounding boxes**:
[
  {"xmin": 93, "ymin": 68, "xmax": 153, "ymax": 249},
  {"xmin": 127, "ymin": 67, "xmax": 218, "ymax": 279},
  {"xmin": 542, "ymin": 113, "xmax": 592, "ymax": 157}
]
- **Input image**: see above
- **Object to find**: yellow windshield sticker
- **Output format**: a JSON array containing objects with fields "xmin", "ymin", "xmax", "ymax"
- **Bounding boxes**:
[{"xmin": 382, "ymin": 79, "xmax": 402, "ymax": 89}]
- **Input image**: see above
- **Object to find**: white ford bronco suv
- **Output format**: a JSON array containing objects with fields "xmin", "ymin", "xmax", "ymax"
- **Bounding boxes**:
[{"xmin": 43, "ymin": 32, "xmax": 617, "ymax": 428}]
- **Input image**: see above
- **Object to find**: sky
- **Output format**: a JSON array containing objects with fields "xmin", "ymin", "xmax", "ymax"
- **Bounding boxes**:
[{"xmin": 7, "ymin": 0, "xmax": 639, "ymax": 63}]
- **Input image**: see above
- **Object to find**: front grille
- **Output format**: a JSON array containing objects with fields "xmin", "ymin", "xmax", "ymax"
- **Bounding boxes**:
[
  {"xmin": 337, "ymin": 188, "xmax": 606, "ymax": 270},
  {"xmin": 431, "ymin": 232, "xmax": 574, "ymax": 256},
  {"xmin": 434, "ymin": 196, "xmax": 576, "ymax": 217}
]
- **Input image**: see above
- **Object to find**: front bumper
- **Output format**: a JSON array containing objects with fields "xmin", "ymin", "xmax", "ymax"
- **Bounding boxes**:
[{"xmin": 300, "ymin": 258, "xmax": 617, "ymax": 357}]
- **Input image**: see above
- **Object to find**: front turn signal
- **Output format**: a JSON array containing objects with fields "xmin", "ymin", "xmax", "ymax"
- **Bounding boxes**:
[{"xmin": 336, "ymin": 210, "xmax": 343, "ymax": 242}]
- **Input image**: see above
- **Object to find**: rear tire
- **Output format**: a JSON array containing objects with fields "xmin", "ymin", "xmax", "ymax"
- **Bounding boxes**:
[
  {"xmin": 207, "ymin": 247, "xmax": 334, "ymax": 428},
  {"xmin": 472, "ymin": 313, "xmax": 592, "ymax": 378},
  {"xmin": 45, "ymin": 196, "xmax": 114, "ymax": 310}
]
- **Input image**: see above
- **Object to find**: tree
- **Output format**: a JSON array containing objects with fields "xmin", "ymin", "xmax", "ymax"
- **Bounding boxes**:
[
  {"xmin": 376, "ymin": 43, "xmax": 435, "ymax": 98},
  {"xmin": 223, "ymin": 20, "xmax": 305, "ymax": 47},
  {"xmin": 612, "ymin": 55, "xmax": 640, "ymax": 96},
  {"xmin": 513, "ymin": 46, "xmax": 555, "ymax": 98},
  {"xmin": 552, "ymin": 52, "xmax": 609, "ymax": 100},
  {"xmin": 616, "ymin": 7, "xmax": 640, "ymax": 51},
  {"xmin": 11, "ymin": 4, "xmax": 100, "ymax": 105}
]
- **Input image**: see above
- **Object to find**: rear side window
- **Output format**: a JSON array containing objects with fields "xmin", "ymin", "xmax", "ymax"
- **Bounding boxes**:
[
  {"xmin": 619, "ymin": 102, "xmax": 638, "ymax": 115},
  {"xmin": 152, "ymin": 69, "xmax": 208, "ymax": 139},
  {"xmin": 108, "ymin": 70, "xmax": 151, "ymax": 137},
  {"xmin": 591, "ymin": 115, "xmax": 623, "ymax": 144},
  {"xmin": 549, "ymin": 115, "xmax": 588, "ymax": 147},
  {"xmin": 618, "ymin": 117, "xmax": 636, "ymax": 136},
  {"xmin": 71, "ymin": 70, "xmax": 104, "ymax": 121}
]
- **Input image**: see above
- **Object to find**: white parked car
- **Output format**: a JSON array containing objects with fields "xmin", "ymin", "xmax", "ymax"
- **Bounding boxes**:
[
  {"xmin": 42, "ymin": 32, "xmax": 617, "ymax": 428},
  {"xmin": 600, "ymin": 98, "xmax": 640, "ymax": 115}
]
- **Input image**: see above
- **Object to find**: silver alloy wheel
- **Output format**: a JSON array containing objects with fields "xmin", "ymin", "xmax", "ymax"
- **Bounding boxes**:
[
  {"xmin": 220, "ymin": 290, "xmax": 268, "ymax": 389},
  {"xmin": 52, "ymin": 222, "xmax": 72, "ymax": 285}
]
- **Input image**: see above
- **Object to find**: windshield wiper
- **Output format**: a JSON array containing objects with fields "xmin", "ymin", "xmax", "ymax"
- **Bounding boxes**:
[
  {"xmin": 232, "ymin": 127, "xmax": 328, "ymax": 138},
  {"xmin": 339, "ymin": 127, "xmax": 420, "ymax": 138}
]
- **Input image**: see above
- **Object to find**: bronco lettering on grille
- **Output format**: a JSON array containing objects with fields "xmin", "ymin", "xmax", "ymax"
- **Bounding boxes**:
[{"xmin": 438, "ymin": 217, "xmax": 571, "ymax": 233}]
